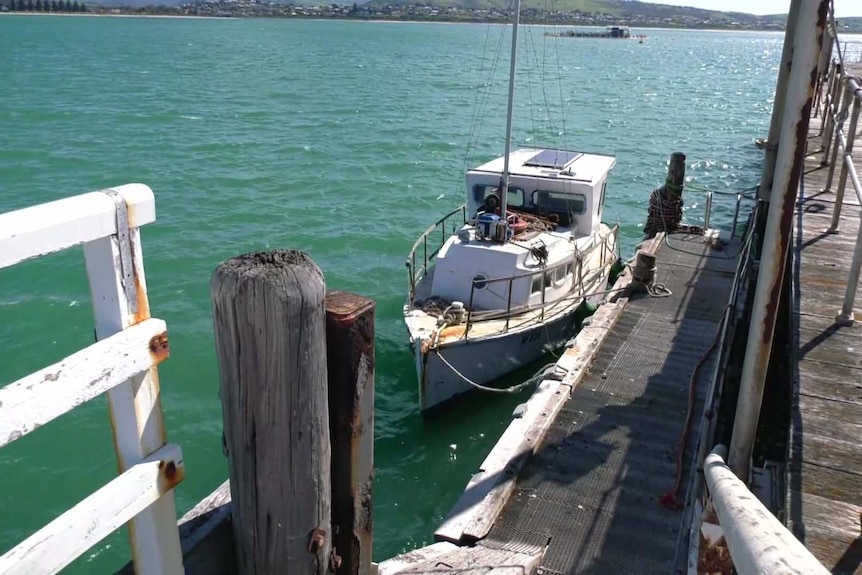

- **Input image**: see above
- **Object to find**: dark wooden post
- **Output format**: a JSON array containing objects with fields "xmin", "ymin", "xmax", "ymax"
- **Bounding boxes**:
[
  {"xmin": 643, "ymin": 151, "xmax": 686, "ymax": 238},
  {"xmin": 211, "ymin": 250, "xmax": 332, "ymax": 575},
  {"xmin": 325, "ymin": 291, "xmax": 375, "ymax": 575}
]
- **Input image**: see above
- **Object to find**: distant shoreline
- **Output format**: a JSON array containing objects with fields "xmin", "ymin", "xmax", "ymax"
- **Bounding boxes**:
[
  {"xmin": 0, "ymin": 11, "xmax": 224, "ymax": 19},
  {"xmin": 0, "ymin": 11, "xmax": 787, "ymax": 31}
]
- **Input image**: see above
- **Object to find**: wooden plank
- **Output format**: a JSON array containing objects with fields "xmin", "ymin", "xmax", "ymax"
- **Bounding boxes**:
[
  {"xmin": 390, "ymin": 544, "xmax": 544, "ymax": 575},
  {"xmin": 0, "ymin": 318, "xmax": 169, "ymax": 448},
  {"xmin": 796, "ymin": 360, "xmax": 862, "ymax": 404},
  {"xmin": 83, "ymin": 229, "xmax": 183, "ymax": 574},
  {"xmin": 0, "ymin": 184, "xmax": 155, "ymax": 269},
  {"xmin": 797, "ymin": 393, "xmax": 862, "ymax": 422},
  {"xmin": 178, "ymin": 480, "xmax": 235, "ymax": 575},
  {"xmin": 115, "ymin": 480, "xmax": 236, "ymax": 575},
  {"xmin": 789, "ymin": 462, "xmax": 862, "ymax": 507},
  {"xmin": 376, "ymin": 543, "xmax": 459, "ymax": 575},
  {"xmin": 793, "ymin": 410, "xmax": 862, "ymax": 446},
  {"xmin": 211, "ymin": 250, "xmax": 332, "ymax": 575},
  {"xmin": 0, "ymin": 444, "xmax": 183, "ymax": 575},
  {"xmin": 791, "ymin": 430, "xmax": 862, "ymax": 474},
  {"xmin": 790, "ymin": 490, "xmax": 862, "ymax": 541}
]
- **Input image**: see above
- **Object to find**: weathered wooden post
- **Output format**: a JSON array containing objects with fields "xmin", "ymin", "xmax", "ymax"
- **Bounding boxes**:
[
  {"xmin": 325, "ymin": 291, "xmax": 375, "ymax": 575},
  {"xmin": 643, "ymin": 151, "xmax": 686, "ymax": 238},
  {"xmin": 211, "ymin": 250, "xmax": 332, "ymax": 575}
]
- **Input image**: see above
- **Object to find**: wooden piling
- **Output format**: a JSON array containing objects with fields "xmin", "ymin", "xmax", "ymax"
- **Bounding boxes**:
[
  {"xmin": 211, "ymin": 250, "xmax": 332, "ymax": 575},
  {"xmin": 325, "ymin": 291, "xmax": 375, "ymax": 575},
  {"xmin": 644, "ymin": 151, "xmax": 686, "ymax": 238}
]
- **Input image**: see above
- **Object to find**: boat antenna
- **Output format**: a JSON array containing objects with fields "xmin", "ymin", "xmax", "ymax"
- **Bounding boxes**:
[{"xmin": 499, "ymin": 0, "xmax": 521, "ymax": 240}]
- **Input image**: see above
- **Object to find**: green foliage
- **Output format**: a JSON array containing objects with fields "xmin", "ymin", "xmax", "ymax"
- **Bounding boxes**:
[
  {"xmin": 9, "ymin": 0, "xmax": 16, "ymax": 10},
  {"xmin": 50, "ymin": 0, "xmax": 57, "ymax": 10}
]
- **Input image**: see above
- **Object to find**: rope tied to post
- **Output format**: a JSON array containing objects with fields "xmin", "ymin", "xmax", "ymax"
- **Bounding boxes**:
[
  {"xmin": 628, "ymin": 252, "xmax": 672, "ymax": 298},
  {"xmin": 644, "ymin": 179, "xmax": 684, "ymax": 238}
]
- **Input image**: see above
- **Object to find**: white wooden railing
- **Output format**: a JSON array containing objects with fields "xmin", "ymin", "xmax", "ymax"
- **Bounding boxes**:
[{"xmin": 0, "ymin": 184, "xmax": 185, "ymax": 575}]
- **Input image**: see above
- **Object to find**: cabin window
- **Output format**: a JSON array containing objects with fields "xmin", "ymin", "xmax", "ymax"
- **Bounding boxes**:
[
  {"xmin": 472, "ymin": 274, "xmax": 488, "ymax": 290},
  {"xmin": 532, "ymin": 190, "xmax": 587, "ymax": 215},
  {"xmin": 599, "ymin": 182, "xmax": 607, "ymax": 214},
  {"xmin": 473, "ymin": 185, "xmax": 525, "ymax": 209},
  {"xmin": 531, "ymin": 276, "xmax": 542, "ymax": 294}
]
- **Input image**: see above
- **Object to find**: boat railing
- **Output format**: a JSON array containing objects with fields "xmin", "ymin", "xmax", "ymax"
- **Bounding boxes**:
[
  {"xmin": 0, "ymin": 185, "xmax": 184, "ymax": 575},
  {"xmin": 817, "ymin": 15, "xmax": 862, "ymax": 326},
  {"xmin": 406, "ymin": 202, "xmax": 468, "ymax": 304},
  {"xmin": 462, "ymin": 224, "xmax": 619, "ymax": 337}
]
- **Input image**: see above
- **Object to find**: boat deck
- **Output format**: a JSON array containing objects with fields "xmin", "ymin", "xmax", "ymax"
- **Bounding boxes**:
[
  {"xmin": 380, "ymin": 230, "xmax": 742, "ymax": 574},
  {"xmin": 787, "ymin": 113, "xmax": 862, "ymax": 573}
]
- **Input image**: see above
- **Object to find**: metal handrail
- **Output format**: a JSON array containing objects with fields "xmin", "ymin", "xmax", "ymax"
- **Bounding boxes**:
[
  {"xmin": 818, "ymin": 47, "xmax": 862, "ymax": 324},
  {"xmin": 461, "ymin": 225, "xmax": 618, "ymax": 338},
  {"xmin": 406, "ymin": 203, "xmax": 467, "ymax": 303},
  {"xmin": 703, "ymin": 446, "xmax": 830, "ymax": 575}
]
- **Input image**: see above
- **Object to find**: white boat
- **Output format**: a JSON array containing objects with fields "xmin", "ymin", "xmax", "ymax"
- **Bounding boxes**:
[{"xmin": 402, "ymin": 4, "xmax": 621, "ymax": 413}]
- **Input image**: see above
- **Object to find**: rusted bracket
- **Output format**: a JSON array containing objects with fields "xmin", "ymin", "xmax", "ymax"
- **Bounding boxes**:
[{"xmin": 101, "ymin": 188, "xmax": 138, "ymax": 314}]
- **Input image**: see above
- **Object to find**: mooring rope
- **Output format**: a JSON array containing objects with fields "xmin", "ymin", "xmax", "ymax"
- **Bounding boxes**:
[{"xmin": 433, "ymin": 349, "xmax": 561, "ymax": 394}]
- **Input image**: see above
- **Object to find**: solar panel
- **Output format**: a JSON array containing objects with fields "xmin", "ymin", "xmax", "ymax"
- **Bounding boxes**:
[{"xmin": 523, "ymin": 150, "xmax": 582, "ymax": 169}]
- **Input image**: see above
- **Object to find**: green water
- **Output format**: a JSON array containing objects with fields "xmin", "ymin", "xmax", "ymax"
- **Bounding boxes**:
[{"xmin": 1, "ymin": 14, "xmax": 783, "ymax": 572}]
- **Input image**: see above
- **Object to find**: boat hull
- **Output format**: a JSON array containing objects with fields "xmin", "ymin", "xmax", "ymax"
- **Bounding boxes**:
[{"xmin": 414, "ymin": 286, "xmax": 607, "ymax": 413}]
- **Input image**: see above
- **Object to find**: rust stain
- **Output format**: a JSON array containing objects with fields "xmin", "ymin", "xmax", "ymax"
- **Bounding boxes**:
[
  {"xmin": 159, "ymin": 459, "xmax": 184, "ymax": 489},
  {"xmin": 130, "ymin": 234, "xmax": 151, "ymax": 325},
  {"xmin": 697, "ymin": 531, "xmax": 733, "ymax": 575},
  {"xmin": 307, "ymin": 527, "xmax": 326, "ymax": 554},
  {"xmin": 328, "ymin": 549, "xmax": 342, "ymax": 573},
  {"xmin": 325, "ymin": 290, "xmax": 375, "ymax": 319},
  {"xmin": 148, "ymin": 331, "xmax": 170, "ymax": 363},
  {"xmin": 761, "ymin": 17, "xmax": 824, "ymax": 346}
]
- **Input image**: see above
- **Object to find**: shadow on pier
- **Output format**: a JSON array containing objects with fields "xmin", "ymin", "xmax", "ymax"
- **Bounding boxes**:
[{"xmin": 468, "ymin": 231, "xmax": 744, "ymax": 574}]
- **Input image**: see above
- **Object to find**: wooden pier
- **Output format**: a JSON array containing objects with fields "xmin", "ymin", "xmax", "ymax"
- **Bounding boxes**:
[
  {"xmin": 379, "ymin": 227, "xmax": 746, "ymax": 574},
  {"xmin": 786, "ymin": 92, "xmax": 862, "ymax": 571}
]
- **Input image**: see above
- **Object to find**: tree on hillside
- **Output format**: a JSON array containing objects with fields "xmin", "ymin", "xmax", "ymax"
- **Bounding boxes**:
[
  {"xmin": 26, "ymin": 0, "xmax": 33, "ymax": 10},
  {"xmin": 50, "ymin": 0, "xmax": 57, "ymax": 10},
  {"xmin": 79, "ymin": 1, "xmax": 85, "ymax": 11},
  {"xmin": 71, "ymin": 0, "xmax": 77, "ymax": 10},
  {"xmin": 9, "ymin": 0, "xmax": 17, "ymax": 10},
  {"xmin": 35, "ymin": 0, "xmax": 42, "ymax": 10},
  {"xmin": 63, "ymin": 0, "xmax": 70, "ymax": 11}
]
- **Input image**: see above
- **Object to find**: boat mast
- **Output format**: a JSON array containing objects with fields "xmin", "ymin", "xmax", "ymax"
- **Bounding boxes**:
[{"xmin": 499, "ymin": 0, "xmax": 521, "ymax": 238}]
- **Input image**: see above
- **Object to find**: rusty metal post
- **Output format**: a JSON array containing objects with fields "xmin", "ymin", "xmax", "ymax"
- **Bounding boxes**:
[
  {"xmin": 326, "ymin": 291, "xmax": 375, "ymax": 575},
  {"xmin": 758, "ymin": 0, "xmax": 802, "ymax": 201},
  {"xmin": 727, "ymin": 0, "xmax": 829, "ymax": 483}
]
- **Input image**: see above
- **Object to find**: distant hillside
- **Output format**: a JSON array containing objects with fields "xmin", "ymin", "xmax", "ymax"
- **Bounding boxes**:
[{"xmin": 363, "ymin": 0, "xmax": 787, "ymax": 28}]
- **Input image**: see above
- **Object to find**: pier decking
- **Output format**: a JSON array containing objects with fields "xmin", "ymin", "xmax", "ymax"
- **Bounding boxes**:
[
  {"xmin": 479, "ymin": 232, "xmax": 740, "ymax": 574},
  {"xmin": 382, "ymin": 229, "xmax": 744, "ymax": 574},
  {"xmin": 787, "ymin": 110, "xmax": 862, "ymax": 571}
]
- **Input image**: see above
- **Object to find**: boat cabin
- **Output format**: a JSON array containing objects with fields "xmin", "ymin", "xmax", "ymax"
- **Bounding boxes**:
[
  {"xmin": 422, "ymin": 148, "xmax": 616, "ymax": 311},
  {"xmin": 465, "ymin": 148, "xmax": 616, "ymax": 237}
]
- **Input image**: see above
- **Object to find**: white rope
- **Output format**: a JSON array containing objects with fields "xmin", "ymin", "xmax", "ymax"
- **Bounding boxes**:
[{"xmin": 433, "ymin": 349, "xmax": 560, "ymax": 394}]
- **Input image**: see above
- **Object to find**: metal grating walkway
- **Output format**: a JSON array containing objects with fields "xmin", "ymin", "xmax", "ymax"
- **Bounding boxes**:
[{"xmin": 480, "ymin": 232, "xmax": 741, "ymax": 575}]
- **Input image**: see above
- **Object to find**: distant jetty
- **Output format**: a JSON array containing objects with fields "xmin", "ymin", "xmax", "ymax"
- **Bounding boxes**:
[{"xmin": 546, "ymin": 25, "xmax": 647, "ymax": 40}]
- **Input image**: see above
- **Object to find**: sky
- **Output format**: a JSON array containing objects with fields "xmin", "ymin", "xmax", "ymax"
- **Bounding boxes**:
[{"xmin": 640, "ymin": 1, "xmax": 862, "ymax": 18}]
